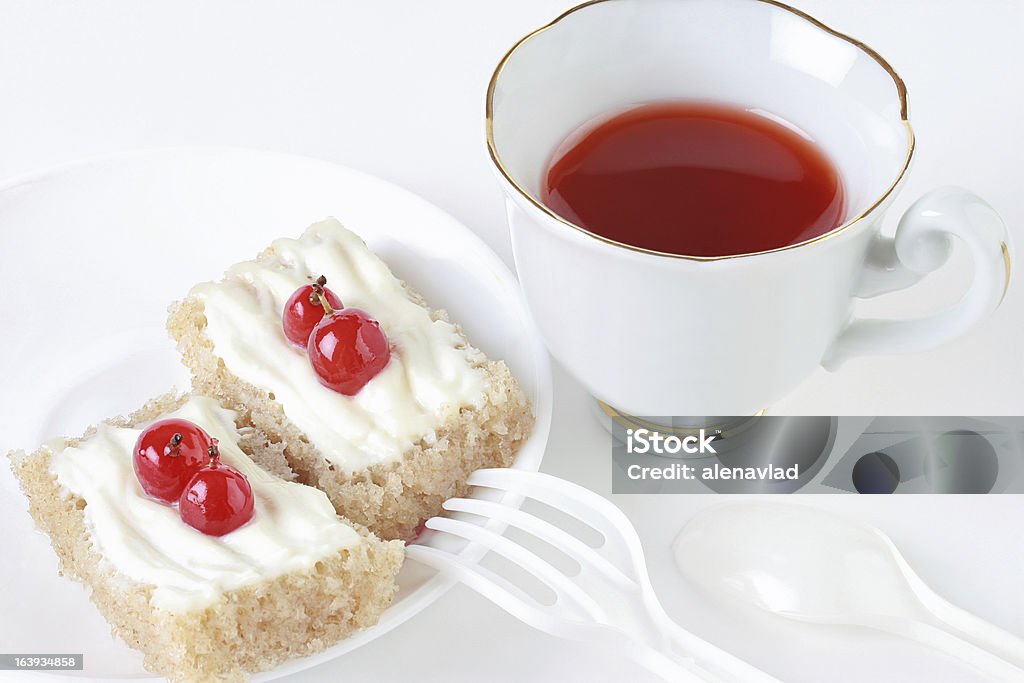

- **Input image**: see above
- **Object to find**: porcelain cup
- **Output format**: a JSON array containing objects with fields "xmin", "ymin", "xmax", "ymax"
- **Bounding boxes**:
[{"xmin": 486, "ymin": 0, "xmax": 1011, "ymax": 416}]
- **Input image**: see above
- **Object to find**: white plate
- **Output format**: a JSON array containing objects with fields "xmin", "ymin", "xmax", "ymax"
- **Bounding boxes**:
[{"xmin": 0, "ymin": 149, "xmax": 553, "ymax": 681}]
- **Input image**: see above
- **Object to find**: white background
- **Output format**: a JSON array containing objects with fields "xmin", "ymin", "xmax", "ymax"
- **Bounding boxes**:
[{"xmin": 1, "ymin": 1, "xmax": 1022, "ymax": 681}]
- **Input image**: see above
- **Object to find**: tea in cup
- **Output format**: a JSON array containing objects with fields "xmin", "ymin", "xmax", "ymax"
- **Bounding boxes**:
[{"xmin": 487, "ymin": 0, "xmax": 1010, "ymax": 416}]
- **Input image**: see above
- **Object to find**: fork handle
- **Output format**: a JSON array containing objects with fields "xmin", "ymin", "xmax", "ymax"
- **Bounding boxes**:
[
  {"xmin": 616, "ymin": 631, "xmax": 777, "ymax": 683},
  {"xmin": 621, "ymin": 640, "xmax": 731, "ymax": 683},
  {"xmin": 621, "ymin": 587, "xmax": 780, "ymax": 682},
  {"xmin": 658, "ymin": 619, "xmax": 782, "ymax": 683}
]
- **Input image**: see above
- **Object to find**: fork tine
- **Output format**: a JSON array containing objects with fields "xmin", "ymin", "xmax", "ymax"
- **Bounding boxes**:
[
  {"xmin": 468, "ymin": 469, "xmax": 642, "ymax": 551},
  {"xmin": 424, "ymin": 516, "xmax": 608, "ymax": 624},
  {"xmin": 443, "ymin": 497, "xmax": 636, "ymax": 589},
  {"xmin": 403, "ymin": 545, "xmax": 557, "ymax": 630}
]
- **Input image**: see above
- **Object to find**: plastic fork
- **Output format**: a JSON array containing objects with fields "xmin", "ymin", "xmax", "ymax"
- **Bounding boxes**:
[{"xmin": 405, "ymin": 469, "xmax": 779, "ymax": 683}]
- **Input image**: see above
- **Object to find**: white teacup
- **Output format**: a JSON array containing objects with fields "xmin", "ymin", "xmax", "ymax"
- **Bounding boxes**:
[{"xmin": 486, "ymin": 0, "xmax": 1011, "ymax": 416}]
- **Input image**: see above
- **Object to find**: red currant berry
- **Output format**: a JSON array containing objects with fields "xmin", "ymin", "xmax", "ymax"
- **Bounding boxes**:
[
  {"xmin": 133, "ymin": 419, "xmax": 212, "ymax": 503},
  {"xmin": 307, "ymin": 308, "xmax": 391, "ymax": 395},
  {"xmin": 179, "ymin": 440, "xmax": 255, "ymax": 536},
  {"xmin": 282, "ymin": 275, "xmax": 343, "ymax": 347}
]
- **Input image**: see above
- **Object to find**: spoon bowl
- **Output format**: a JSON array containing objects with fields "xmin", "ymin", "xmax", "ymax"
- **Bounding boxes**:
[{"xmin": 674, "ymin": 502, "xmax": 924, "ymax": 621}]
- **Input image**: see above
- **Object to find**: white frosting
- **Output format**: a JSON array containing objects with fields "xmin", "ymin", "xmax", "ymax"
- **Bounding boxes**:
[
  {"xmin": 49, "ymin": 396, "xmax": 363, "ymax": 613},
  {"xmin": 190, "ymin": 219, "xmax": 487, "ymax": 471}
]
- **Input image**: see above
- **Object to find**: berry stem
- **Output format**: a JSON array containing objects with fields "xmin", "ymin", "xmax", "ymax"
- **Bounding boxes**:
[
  {"xmin": 208, "ymin": 438, "xmax": 221, "ymax": 468},
  {"xmin": 310, "ymin": 276, "xmax": 335, "ymax": 316}
]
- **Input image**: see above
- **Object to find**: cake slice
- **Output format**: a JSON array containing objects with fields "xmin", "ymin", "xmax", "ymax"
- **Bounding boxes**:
[
  {"xmin": 7, "ymin": 394, "xmax": 403, "ymax": 683},
  {"xmin": 168, "ymin": 219, "xmax": 533, "ymax": 541}
]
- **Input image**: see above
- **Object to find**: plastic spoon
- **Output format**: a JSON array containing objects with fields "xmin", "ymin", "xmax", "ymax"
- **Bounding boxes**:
[{"xmin": 673, "ymin": 502, "xmax": 1024, "ymax": 681}]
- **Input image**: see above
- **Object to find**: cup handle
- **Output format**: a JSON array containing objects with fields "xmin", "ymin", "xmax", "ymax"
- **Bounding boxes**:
[{"xmin": 823, "ymin": 187, "xmax": 1011, "ymax": 370}]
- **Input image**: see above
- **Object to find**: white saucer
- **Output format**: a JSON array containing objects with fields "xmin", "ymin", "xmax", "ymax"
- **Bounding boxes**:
[{"xmin": 0, "ymin": 148, "xmax": 553, "ymax": 681}]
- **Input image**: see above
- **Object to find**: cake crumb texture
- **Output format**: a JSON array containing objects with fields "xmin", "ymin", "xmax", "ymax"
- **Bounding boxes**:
[
  {"xmin": 168, "ymin": 273, "xmax": 534, "ymax": 541},
  {"xmin": 6, "ymin": 393, "xmax": 404, "ymax": 683}
]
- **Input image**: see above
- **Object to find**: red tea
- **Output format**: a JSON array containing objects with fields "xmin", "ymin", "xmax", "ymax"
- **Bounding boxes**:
[{"xmin": 541, "ymin": 102, "xmax": 845, "ymax": 257}]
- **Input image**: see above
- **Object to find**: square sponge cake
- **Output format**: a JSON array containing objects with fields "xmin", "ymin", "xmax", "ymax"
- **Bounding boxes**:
[
  {"xmin": 6, "ymin": 393, "xmax": 403, "ymax": 683},
  {"xmin": 167, "ymin": 219, "xmax": 534, "ymax": 541}
]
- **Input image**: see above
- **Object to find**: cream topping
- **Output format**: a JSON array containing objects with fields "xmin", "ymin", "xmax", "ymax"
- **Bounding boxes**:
[
  {"xmin": 190, "ymin": 219, "xmax": 487, "ymax": 471},
  {"xmin": 49, "ymin": 396, "xmax": 363, "ymax": 613}
]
